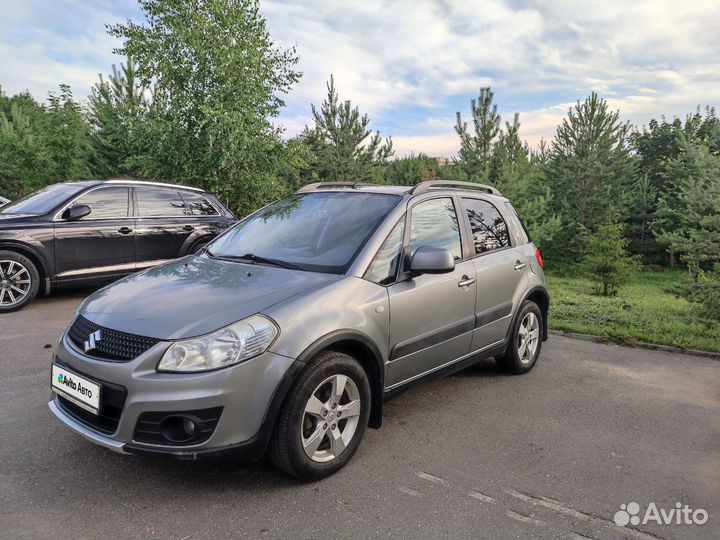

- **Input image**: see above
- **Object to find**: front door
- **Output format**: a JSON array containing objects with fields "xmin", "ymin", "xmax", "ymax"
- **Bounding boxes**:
[
  {"xmin": 54, "ymin": 186, "xmax": 135, "ymax": 282},
  {"xmin": 385, "ymin": 197, "xmax": 477, "ymax": 388}
]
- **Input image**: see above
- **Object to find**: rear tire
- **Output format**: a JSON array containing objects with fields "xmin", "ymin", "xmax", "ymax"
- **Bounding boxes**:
[
  {"xmin": 0, "ymin": 251, "xmax": 39, "ymax": 313},
  {"xmin": 495, "ymin": 300, "xmax": 543, "ymax": 374},
  {"xmin": 270, "ymin": 350, "xmax": 371, "ymax": 481}
]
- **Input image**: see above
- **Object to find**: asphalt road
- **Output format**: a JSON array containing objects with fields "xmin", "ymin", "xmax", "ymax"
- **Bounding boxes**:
[{"xmin": 1, "ymin": 289, "xmax": 718, "ymax": 540}]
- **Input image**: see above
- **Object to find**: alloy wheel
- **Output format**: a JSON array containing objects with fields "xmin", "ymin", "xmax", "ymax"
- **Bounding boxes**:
[
  {"xmin": 301, "ymin": 374, "xmax": 362, "ymax": 463},
  {"xmin": 517, "ymin": 312, "xmax": 540, "ymax": 364},
  {"xmin": 0, "ymin": 260, "xmax": 32, "ymax": 307}
]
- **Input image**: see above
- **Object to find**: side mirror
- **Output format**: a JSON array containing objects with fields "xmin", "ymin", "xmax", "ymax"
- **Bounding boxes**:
[
  {"xmin": 410, "ymin": 246, "xmax": 455, "ymax": 274},
  {"xmin": 62, "ymin": 204, "xmax": 91, "ymax": 221}
]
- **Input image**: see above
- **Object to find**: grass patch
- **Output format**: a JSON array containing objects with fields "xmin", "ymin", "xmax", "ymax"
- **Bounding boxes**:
[{"xmin": 545, "ymin": 269, "xmax": 720, "ymax": 352}]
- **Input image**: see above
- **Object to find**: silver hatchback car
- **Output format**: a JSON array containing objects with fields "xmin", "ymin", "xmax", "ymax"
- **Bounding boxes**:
[{"xmin": 49, "ymin": 181, "xmax": 549, "ymax": 480}]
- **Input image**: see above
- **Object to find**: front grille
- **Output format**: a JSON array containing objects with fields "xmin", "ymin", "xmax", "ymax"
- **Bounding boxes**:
[
  {"xmin": 54, "ymin": 360, "xmax": 127, "ymax": 434},
  {"xmin": 68, "ymin": 315, "xmax": 160, "ymax": 361}
]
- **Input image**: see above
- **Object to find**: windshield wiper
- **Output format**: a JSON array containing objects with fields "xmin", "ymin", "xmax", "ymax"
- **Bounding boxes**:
[{"xmin": 210, "ymin": 251, "xmax": 302, "ymax": 270}]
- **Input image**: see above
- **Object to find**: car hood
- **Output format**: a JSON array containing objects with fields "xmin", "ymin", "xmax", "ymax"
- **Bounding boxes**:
[{"xmin": 80, "ymin": 255, "xmax": 340, "ymax": 340}]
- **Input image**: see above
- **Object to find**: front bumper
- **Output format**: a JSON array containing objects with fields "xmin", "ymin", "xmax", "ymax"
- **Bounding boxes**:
[{"xmin": 49, "ymin": 329, "xmax": 297, "ymax": 459}]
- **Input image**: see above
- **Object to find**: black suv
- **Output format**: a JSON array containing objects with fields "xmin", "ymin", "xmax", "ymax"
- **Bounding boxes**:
[{"xmin": 0, "ymin": 179, "xmax": 236, "ymax": 312}]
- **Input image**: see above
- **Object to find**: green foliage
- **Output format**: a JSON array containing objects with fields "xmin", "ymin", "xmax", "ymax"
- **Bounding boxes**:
[
  {"xmin": 547, "ymin": 93, "xmax": 636, "ymax": 260},
  {"xmin": 108, "ymin": 0, "xmax": 301, "ymax": 216},
  {"xmin": 383, "ymin": 153, "xmax": 438, "ymax": 186},
  {"xmin": 300, "ymin": 75, "xmax": 392, "ymax": 183},
  {"xmin": 88, "ymin": 61, "xmax": 148, "ymax": 177},
  {"xmin": 582, "ymin": 222, "xmax": 640, "ymax": 296},
  {"xmin": 653, "ymin": 129, "xmax": 720, "ymax": 277},
  {"xmin": 454, "ymin": 87, "xmax": 500, "ymax": 180},
  {"xmin": 685, "ymin": 264, "xmax": 720, "ymax": 320}
]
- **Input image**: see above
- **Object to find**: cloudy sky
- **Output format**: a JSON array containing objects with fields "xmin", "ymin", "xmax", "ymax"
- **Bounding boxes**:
[{"xmin": 1, "ymin": 0, "xmax": 718, "ymax": 156}]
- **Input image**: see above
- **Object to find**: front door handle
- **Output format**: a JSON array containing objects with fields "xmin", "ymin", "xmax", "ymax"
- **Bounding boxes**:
[
  {"xmin": 514, "ymin": 261, "xmax": 526, "ymax": 271},
  {"xmin": 183, "ymin": 225, "xmax": 195, "ymax": 232},
  {"xmin": 458, "ymin": 276, "xmax": 476, "ymax": 288},
  {"xmin": 118, "ymin": 227, "xmax": 133, "ymax": 235}
]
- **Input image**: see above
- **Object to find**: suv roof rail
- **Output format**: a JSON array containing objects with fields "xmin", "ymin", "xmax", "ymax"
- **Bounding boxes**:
[
  {"xmin": 104, "ymin": 179, "xmax": 205, "ymax": 193},
  {"xmin": 409, "ymin": 180, "xmax": 502, "ymax": 196},
  {"xmin": 296, "ymin": 181, "xmax": 376, "ymax": 193}
]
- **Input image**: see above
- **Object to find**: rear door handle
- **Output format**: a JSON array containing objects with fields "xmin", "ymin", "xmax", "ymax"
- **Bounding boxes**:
[
  {"xmin": 458, "ymin": 276, "xmax": 476, "ymax": 288},
  {"xmin": 183, "ymin": 225, "xmax": 195, "ymax": 232},
  {"xmin": 118, "ymin": 227, "xmax": 133, "ymax": 235},
  {"xmin": 514, "ymin": 261, "xmax": 526, "ymax": 271}
]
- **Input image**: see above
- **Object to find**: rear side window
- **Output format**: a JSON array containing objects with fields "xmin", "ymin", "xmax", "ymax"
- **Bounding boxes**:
[
  {"xmin": 409, "ymin": 198, "xmax": 462, "ymax": 260},
  {"xmin": 136, "ymin": 187, "xmax": 191, "ymax": 217},
  {"xmin": 74, "ymin": 187, "xmax": 130, "ymax": 219},
  {"xmin": 504, "ymin": 202, "xmax": 530, "ymax": 244},
  {"xmin": 463, "ymin": 198, "xmax": 511, "ymax": 255},
  {"xmin": 365, "ymin": 218, "xmax": 405, "ymax": 285},
  {"xmin": 180, "ymin": 192, "xmax": 219, "ymax": 216}
]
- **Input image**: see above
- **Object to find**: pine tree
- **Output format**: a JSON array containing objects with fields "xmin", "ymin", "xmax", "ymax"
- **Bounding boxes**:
[
  {"xmin": 454, "ymin": 87, "xmax": 500, "ymax": 180},
  {"xmin": 548, "ymin": 93, "xmax": 635, "ymax": 260},
  {"xmin": 88, "ymin": 60, "xmax": 148, "ymax": 177},
  {"xmin": 301, "ymin": 75, "xmax": 393, "ymax": 182},
  {"xmin": 582, "ymin": 222, "xmax": 639, "ymax": 296}
]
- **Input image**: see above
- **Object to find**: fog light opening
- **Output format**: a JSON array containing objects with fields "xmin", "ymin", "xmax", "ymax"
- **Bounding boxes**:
[{"xmin": 160, "ymin": 415, "xmax": 199, "ymax": 443}]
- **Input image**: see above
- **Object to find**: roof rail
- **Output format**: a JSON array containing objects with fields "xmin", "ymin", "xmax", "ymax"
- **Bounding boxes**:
[
  {"xmin": 104, "ymin": 179, "xmax": 205, "ymax": 193},
  {"xmin": 409, "ymin": 180, "xmax": 502, "ymax": 197},
  {"xmin": 296, "ymin": 181, "xmax": 376, "ymax": 193}
]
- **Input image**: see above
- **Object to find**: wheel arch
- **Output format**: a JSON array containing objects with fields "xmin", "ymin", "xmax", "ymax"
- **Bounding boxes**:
[
  {"xmin": 0, "ymin": 241, "xmax": 50, "ymax": 294},
  {"xmin": 296, "ymin": 330, "xmax": 385, "ymax": 429},
  {"xmin": 516, "ymin": 285, "xmax": 549, "ymax": 341}
]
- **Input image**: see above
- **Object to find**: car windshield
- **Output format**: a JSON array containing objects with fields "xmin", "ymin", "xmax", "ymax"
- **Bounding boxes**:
[
  {"xmin": 207, "ymin": 192, "xmax": 400, "ymax": 273},
  {"xmin": 0, "ymin": 184, "xmax": 86, "ymax": 215}
]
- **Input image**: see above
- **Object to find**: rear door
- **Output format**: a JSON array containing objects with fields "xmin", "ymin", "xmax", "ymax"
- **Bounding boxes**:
[
  {"xmin": 385, "ymin": 196, "xmax": 477, "ymax": 388},
  {"xmin": 54, "ymin": 186, "xmax": 135, "ymax": 281},
  {"xmin": 133, "ymin": 186, "xmax": 195, "ymax": 267},
  {"xmin": 461, "ymin": 197, "xmax": 528, "ymax": 350}
]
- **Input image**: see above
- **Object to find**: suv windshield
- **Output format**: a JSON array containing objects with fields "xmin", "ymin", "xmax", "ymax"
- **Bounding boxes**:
[
  {"xmin": 207, "ymin": 192, "xmax": 400, "ymax": 273},
  {"xmin": 0, "ymin": 183, "xmax": 86, "ymax": 215}
]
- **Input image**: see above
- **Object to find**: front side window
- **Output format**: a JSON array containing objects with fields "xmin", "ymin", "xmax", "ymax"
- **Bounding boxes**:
[
  {"xmin": 409, "ymin": 198, "xmax": 462, "ymax": 259},
  {"xmin": 136, "ymin": 187, "xmax": 191, "ymax": 217},
  {"xmin": 74, "ymin": 187, "xmax": 130, "ymax": 219},
  {"xmin": 365, "ymin": 218, "xmax": 405, "ymax": 285},
  {"xmin": 463, "ymin": 198, "xmax": 511, "ymax": 255},
  {"xmin": 207, "ymin": 192, "xmax": 400, "ymax": 273},
  {"xmin": 180, "ymin": 192, "xmax": 219, "ymax": 216}
]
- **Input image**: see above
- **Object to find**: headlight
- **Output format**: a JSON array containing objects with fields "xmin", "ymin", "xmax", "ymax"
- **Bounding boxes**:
[{"xmin": 157, "ymin": 315, "xmax": 278, "ymax": 373}]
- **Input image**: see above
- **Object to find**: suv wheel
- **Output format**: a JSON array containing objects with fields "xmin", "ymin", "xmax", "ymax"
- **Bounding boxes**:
[
  {"xmin": 270, "ymin": 350, "xmax": 371, "ymax": 480},
  {"xmin": 495, "ymin": 300, "xmax": 542, "ymax": 374},
  {"xmin": 0, "ymin": 251, "xmax": 40, "ymax": 313}
]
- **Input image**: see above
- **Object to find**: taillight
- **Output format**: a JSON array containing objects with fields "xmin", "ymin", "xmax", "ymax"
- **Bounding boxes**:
[{"xmin": 535, "ymin": 248, "xmax": 544, "ymax": 269}]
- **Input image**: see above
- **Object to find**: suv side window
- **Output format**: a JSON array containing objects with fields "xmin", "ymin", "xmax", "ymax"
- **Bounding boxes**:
[
  {"xmin": 180, "ymin": 192, "xmax": 219, "ymax": 216},
  {"xmin": 365, "ymin": 218, "xmax": 405, "ymax": 285},
  {"xmin": 410, "ymin": 198, "xmax": 462, "ymax": 259},
  {"xmin": 136, "ymin": 187, "xmax": 191, "ymax": 217},
  {"xmin": 74, "ymin": 187, "xmax": 130, "ymax": 219},
  {"xmin": 463, "ymin": 198, "xmax": 511, "ymax": 255}
]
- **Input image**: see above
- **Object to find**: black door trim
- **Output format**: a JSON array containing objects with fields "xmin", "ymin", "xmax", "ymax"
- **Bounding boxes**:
[
  {"xmin": 475, "ymin": 300, "xmax": 513, "ymax": 328},
  {"xmin": 389, "ymin": 314, "xmax": 475, "ymax": 361}
]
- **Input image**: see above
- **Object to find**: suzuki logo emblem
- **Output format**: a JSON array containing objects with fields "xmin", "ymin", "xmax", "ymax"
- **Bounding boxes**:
[{"xmin": 84, "ymin": 330, "xmax": 102, "ymax": 353}]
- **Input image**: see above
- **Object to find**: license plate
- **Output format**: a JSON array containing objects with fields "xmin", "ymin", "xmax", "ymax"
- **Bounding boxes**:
[{"xmin": 51, "ymin": 364, "xmax": 101, "ymax": 415}]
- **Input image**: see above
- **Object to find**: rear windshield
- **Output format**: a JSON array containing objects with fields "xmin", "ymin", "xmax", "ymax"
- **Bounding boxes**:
[
  {"xmin": 0, "ymin": 184, "xmax": 85, "ymax": 215},
  {"xmin": 207, "ymin": 192, "xmax": 400, "ymax": 274}
]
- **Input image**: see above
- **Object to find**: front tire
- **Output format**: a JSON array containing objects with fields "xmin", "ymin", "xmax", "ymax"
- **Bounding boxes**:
[
  {"xmin": 270, "ymin": 351, "xmax": 371, "ymax": 481},
  {"xmin": 0, "ymin": 251, "xmax": 39, "ymax": 313},
  {"xmin": 495, "ymin": 300, "xmax": 543, "ymax": 374}
]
